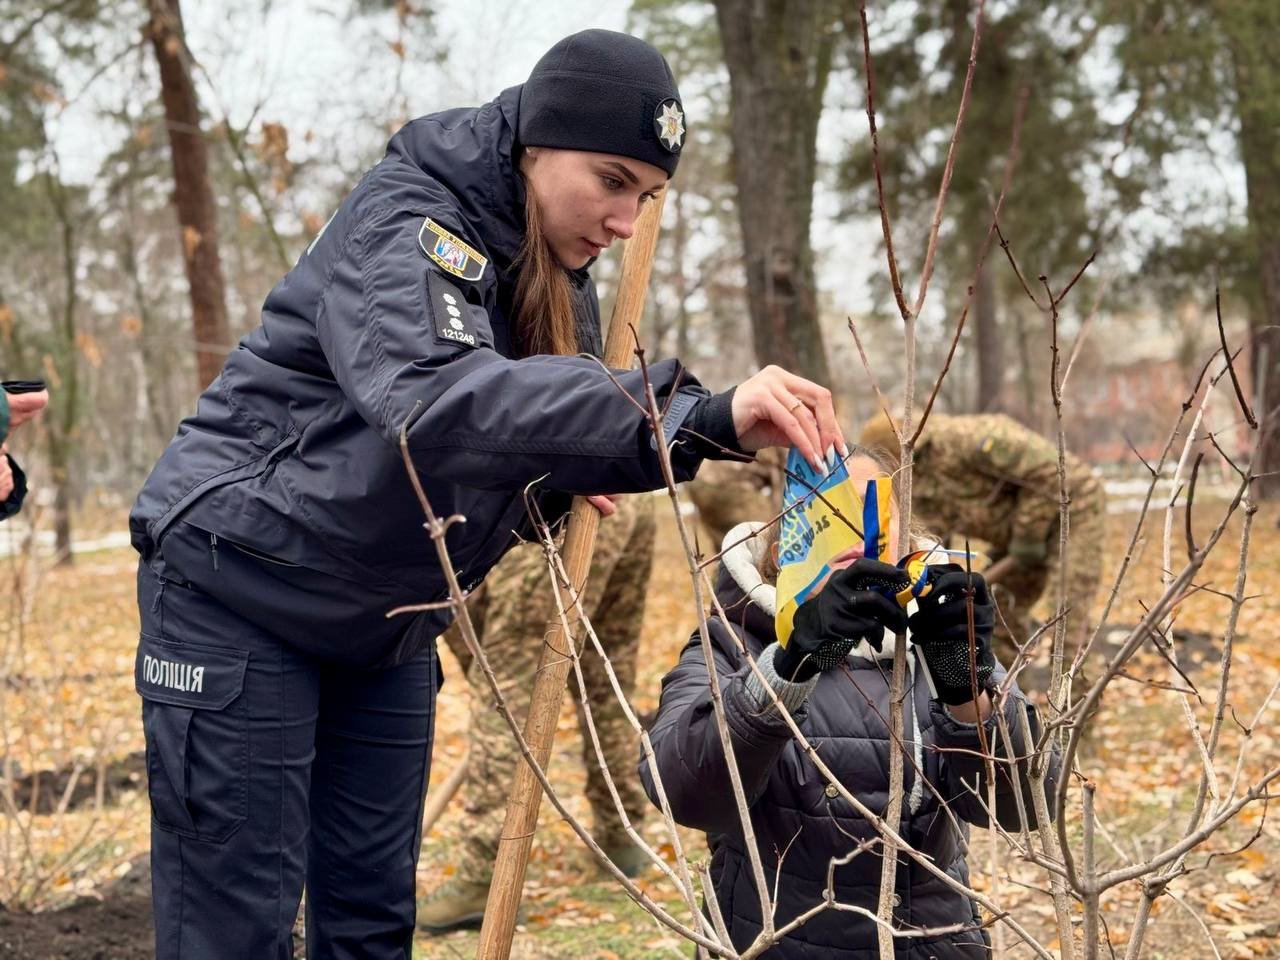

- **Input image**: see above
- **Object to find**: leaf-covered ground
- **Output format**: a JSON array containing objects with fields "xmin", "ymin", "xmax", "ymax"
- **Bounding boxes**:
[{"xmin": 1, "ymin": 497, "xmax": 1277, "ymax": 958}]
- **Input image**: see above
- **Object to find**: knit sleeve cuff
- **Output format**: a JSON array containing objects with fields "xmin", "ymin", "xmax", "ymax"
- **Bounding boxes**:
[{"xmin": 744, "ymin": 643, "xmax": 819, "ymax": 715}]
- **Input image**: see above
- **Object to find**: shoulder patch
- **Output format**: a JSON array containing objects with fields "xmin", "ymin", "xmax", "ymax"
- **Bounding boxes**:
[
  {"xmin": 418, "ymin": 217, "xmax": 487, "ymax": 282},
  {"xmin": 425, "ymin": 271, "xmax": 479, "ymax": 349}
]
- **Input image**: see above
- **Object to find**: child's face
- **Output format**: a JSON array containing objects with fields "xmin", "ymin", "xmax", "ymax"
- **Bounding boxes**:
[{"xmin": 813, "ymin": 456, "xmax": 897, "ymax": 594}]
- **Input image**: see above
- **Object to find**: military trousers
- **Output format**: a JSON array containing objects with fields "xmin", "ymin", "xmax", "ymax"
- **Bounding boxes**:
[
  {"xmin": 135, "ymin": 522, "xmax": 440, "ymax": 960},
  {"xmin": 988, "ymin": 480, "xmax": 1108, "ymax": 665},
  {"xmin": 442, "ymin": 496, "xmax": 655, "ymax": 884}
]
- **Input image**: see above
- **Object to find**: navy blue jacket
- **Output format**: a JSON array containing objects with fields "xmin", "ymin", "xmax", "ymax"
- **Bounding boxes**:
[
  {"xmin": 642, "ymin": 535, "xmax": 1060, "ymax": 958},
  {"xmin": 132, "ymin": 86, "xmax": 703, "ymax": 629}
]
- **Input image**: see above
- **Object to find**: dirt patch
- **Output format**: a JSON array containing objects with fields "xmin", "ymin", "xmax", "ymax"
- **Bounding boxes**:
[
  {"xmin": 0, "ymin": 895, "xmax": 153, "ymax": 960},
  {"xmin": 6, "ymin": 752, "xmax": 146, "ymax": 815}
]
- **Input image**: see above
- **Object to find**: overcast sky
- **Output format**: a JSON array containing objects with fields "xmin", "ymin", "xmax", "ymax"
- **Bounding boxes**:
[
  {"xmin": 52, "ymin": 0, "xmax": 629, "ymax": 185},
  {"xmin": 44, "ymin": 0, "xmax": 1246, "ymax": 331}
]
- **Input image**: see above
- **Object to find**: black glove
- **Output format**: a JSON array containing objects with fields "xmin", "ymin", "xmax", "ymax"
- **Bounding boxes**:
[
  {"xmin": 776, "ymin": 559, "xmax": 909, "ymax": 682},
  {"xmin": 907, "ymin": 564, "xmax": 996, "ymax": 705}
]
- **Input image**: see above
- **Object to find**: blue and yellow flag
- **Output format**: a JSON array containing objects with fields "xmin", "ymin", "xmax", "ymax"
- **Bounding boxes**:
[
  {"xmin": 774, "ymin": 449, "xmax": 980, "ymax": 645},
  {"xmin": 775, "ymin": 448, "xmax": 885, "ymax": 646}
]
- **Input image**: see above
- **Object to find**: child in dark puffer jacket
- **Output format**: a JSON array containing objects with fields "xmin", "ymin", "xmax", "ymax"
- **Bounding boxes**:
[{"xmin": 642, "ymin": 446, "xmax": 1060, "ymax": 958}]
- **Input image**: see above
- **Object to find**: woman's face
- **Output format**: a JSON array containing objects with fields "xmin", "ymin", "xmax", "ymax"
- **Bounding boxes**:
[{"xmin": 521, "ymin": 148, "xmax": 668, "ymax": 269}]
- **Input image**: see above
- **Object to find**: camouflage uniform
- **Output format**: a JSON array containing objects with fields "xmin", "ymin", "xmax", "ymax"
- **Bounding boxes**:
[
  {"xmin": 899, "ymin": 414, "xmax": 1107, "ymax": 663},
  {"xmin": 441, "ymin": 495, "xmax": 656, "ymax": 885},
  {"xmin": 683, "ymin": 449, "xmax": 783, "ymax": 548}
]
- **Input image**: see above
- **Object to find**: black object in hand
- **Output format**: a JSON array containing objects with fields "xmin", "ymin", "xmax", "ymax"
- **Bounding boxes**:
[
  {"xmin": 907, "ymin": 564, "xmax": 996, "ymax": 705},
  {"xmin": 776, "ymin": 559, "xmax": 910, "ymax": 682},
  {"xmin": 2, "ymin": 380, "xmax": 46, "ymax": 395}
]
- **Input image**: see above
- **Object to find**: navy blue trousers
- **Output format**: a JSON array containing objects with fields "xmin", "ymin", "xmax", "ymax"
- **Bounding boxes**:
[{"xmin": 136, "ymin": 523, "xmax": 440, "ymax": 959}]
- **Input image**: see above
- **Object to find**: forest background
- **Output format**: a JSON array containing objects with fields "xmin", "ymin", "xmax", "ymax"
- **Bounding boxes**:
[{"xmin": 2, "ymin": 1, "xmax": 1279, "ymax": 958}]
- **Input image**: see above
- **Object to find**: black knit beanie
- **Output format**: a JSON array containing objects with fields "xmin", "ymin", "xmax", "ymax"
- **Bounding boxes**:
[{"xmin": 518, "ymin": 29, "xmax": 685, "ymax": 177}]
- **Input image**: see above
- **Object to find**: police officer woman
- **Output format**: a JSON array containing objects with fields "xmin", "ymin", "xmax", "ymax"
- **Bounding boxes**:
[{"xmin": 130, "ymin": 29, "xmax": 842, "ymax": 960}]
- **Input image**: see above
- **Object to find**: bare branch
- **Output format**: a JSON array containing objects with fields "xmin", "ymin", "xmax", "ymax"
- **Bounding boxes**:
[
  {"xmin": 912, "ymin": 84, "xmax": 1030, "ymax": 447},
  {"xmin": 847, "ymin": 317, "xmax": 900, "ymax": 438},
  {"xmin": 996, "ymin": 221, "xmax": 1046, "ymax": 311},
  {"xmin": 1216, "ymin": 285, "xmax": 1257, "ymax": 428},
  {"xmin": 856, "ymin": 1, "xmax": 909, "ymax": 321},
  {"xmin": 1184, "ymin": 452, "xmax": 1204, "ymax": 561},
  {"xmin": 909, "ymin": 0, "xmax": 988, "ymax": 320}
]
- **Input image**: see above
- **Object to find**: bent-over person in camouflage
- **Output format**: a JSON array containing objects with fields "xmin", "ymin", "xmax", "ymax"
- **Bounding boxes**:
[
  {"xmin": 421, "ymin": 494, "xmax": 656, "ymax": 931},
  {"xmin": 861, "ymin": 412, "xmax": 1107, "ymax": 666}
]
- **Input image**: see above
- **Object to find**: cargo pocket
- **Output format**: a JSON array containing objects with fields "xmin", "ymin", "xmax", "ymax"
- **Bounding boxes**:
[{"xmin": 136, "ymin": 633, "xmax": 249, "ymax": 843}]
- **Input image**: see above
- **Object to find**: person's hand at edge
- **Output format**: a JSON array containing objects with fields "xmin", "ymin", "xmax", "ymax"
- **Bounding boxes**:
[
  {"xmin": 0, "ymin": 447, "xmax": 12, "ymax": 502},
  {"xmin": 586, "ymin": 493, "xmax": 621, "ymax": 517},
  {"xmin": 5, "ymin": 390, "xmax": 49, "ymax": 431}
]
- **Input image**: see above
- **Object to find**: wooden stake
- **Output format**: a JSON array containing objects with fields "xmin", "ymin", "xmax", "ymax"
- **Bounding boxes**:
[{"xmin": 475, "ymin": 191, "xmax": 668, "ymax": 959}]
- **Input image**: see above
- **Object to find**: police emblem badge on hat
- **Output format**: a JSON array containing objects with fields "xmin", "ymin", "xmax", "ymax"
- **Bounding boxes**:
[
  {"xmin": 654, "ymin": 99, "xmax": 685, "ymax": 152},
  {"xmin": 418, "ymin": 217, "xmax": 488, "ymax": 282}
]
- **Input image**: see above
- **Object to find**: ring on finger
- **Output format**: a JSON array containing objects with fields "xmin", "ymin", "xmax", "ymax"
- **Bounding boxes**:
[{"xmin": 788, "ymin": 400, "xmax": 804, "ymax": 413}]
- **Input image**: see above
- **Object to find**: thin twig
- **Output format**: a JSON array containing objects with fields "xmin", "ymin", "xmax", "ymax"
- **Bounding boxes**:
[
  {"xmin": 1185, "ymin": 452, "xmax": 1204, "ymax": 561},
  {"xmin": 912, "ymin": 82, "xmax": 1030, "ymax": 446},
  {"xmin": 909, "ymin": 0, "xmax": 989, "ymax": 320},
  {"xmin": 1216, "ymin": 285, "xmax": 1257, "ymax": 428},
  {"xmin": 857, "ymin": 1, "xmax": 909, "ymax": 321},
  {"xmin": 847, "ymin": 317, "xmax": 900, "ymax": 439}
]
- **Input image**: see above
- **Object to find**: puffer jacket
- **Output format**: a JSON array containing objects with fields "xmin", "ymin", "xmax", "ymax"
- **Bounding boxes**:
[
  {"xmin": 642, "ymin": 523, "xmax": 1061, "ymax": 958},
  {"xmin": 130, "ymin": 85, "xmax": 706, "ymax": 637}
]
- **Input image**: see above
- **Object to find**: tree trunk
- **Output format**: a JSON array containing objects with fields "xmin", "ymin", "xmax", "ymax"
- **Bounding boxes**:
[
  {"xmin": 121, "ymin": 219, "xmax": 175, "ymax": 451},
  {"xmin": 146, "ymin": 0, "xmax": 230, "ymax": 393},
  {"xmin": 1013, "ymin": 304, "xmax": 1039, "ymax": 430},
  {"xmin": 49, "ymin": 439, "xmax": 72, "ymax": 564},
  {"xmin": 1218, "ymin": 0, "xmax": 1280, "ymax": 497},
  {"xmin": 43, "ymin": 170, "xmax": 79, "ymax": 566},
  {"xmin": 974, "ymin": 267, "xmax": 1004, "ymax": 412},
  {"xmin": 713, "ymin": 0, "xmax": 836, "ymax": 384},
  {"xmin": 672, "ymin": 186, "xmax": 693, "ymax": 360}
]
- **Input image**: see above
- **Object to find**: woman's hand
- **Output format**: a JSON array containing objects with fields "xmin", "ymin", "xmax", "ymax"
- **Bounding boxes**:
[{"xmin": 730, "ymin": 366, "xmax": 844, "ymax": 471}]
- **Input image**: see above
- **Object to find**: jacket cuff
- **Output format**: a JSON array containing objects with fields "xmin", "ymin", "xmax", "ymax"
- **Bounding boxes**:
[
  {"xmin": 650, "ymin": 384, "xmax": 707, "ymax": 451},
  {"xmin": 679, "ymin": 386, "xmax": 744, "ymax": 459},
  {"xmin": 743, "ymin": 643, "xmax": 819, "ymax": 715}
]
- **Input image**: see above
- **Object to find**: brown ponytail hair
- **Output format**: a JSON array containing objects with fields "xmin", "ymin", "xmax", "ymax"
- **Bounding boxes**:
[{"xmin": 512, "ymin": 186, "xmax": 578, "ymax": 357}]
